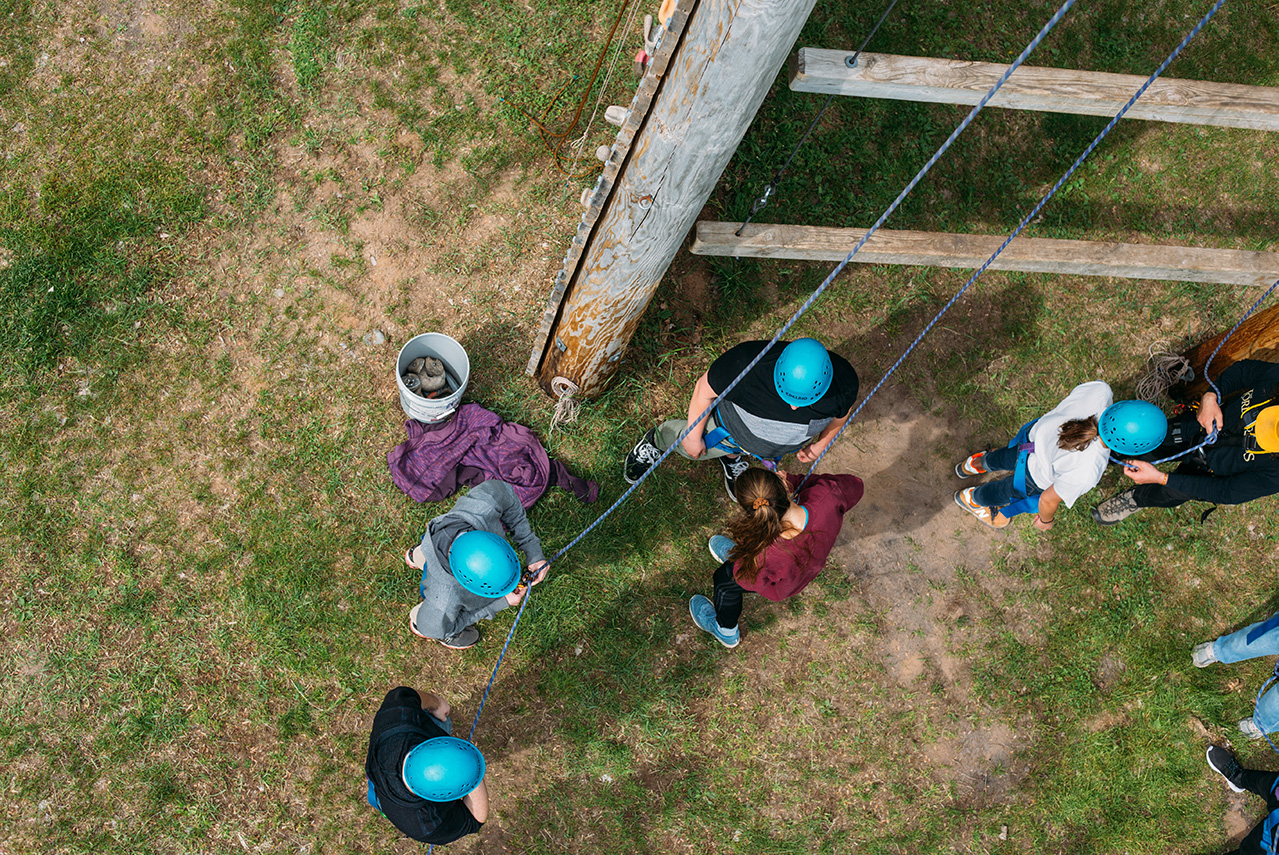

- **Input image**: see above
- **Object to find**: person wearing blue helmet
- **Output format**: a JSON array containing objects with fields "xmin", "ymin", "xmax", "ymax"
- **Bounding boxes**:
[
  {"xmin": 404, "ymin": 480, "xmax": 549, "ymax": 649},
  {"xmin": 365, "ymin": 686, "xmax": 489, "ymax": 843},
  {"xmin": 623, "ymin": 338, "xmax": 859, "ymax": 499},
  {"xmin": 953, "ymin": 381, "xmax": 1117, "ymax": 529},
  {"xmin": 1093, "ymin": 359, "xmax": 1279, "ymax": 525}
]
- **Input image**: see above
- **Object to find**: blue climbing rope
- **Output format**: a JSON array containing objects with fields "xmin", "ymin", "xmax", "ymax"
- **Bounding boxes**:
[
  {"xmin": 453, "ymin": 0, "xmax": 1079, "ymax": 745},
  {"xmin": 795, "ymin": 0, "xmax": 1230, "ymax": 490},
  {"xmin": 1103, "ymin": 275, "xmax": 1279, "ymax": 471},
  {"xmin": 1257, "ymin": 659, "xmax": 1279, "ymax": 757}
]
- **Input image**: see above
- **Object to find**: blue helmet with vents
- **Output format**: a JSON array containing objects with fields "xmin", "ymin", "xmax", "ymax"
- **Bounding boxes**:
[
  {"xmin": 773, "ymin": 338, "xmax": 833, "ymax": 406},
  {"xmin": 1099, "ymin": 400, "xmax": 1167, "ymax": 456},
  {"xmin": 402, "ymin": 737, "xmax": 486, "ymax": 802},
  {"xmin": 448, "ymin": 530, "xmax": 521, "ymax": 598}
]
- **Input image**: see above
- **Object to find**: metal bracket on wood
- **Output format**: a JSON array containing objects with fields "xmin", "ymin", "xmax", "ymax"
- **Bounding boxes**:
[{"xmin": 526, "ymin": 0, "xmax": 694, "ymax": 377}]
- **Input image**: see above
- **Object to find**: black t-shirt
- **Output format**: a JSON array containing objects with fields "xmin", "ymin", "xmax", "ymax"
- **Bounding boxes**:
[
  {"xmin": 706, "ymin": 340, "xmax": 859, "ymax": 459},
  {"xmin": 364, "ymin": 687, "xmax": 483, "ymax": 844}
]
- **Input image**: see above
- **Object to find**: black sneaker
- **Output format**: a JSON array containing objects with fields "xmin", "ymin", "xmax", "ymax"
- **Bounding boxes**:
[
  {"xmin": 624, "ymin": 428, "xmax": 663, "ymax": 484},
  {"xmin": 719, "ymin": 456, "xmax": 751, "ymax": 501},
  {"xmin": 1206, "ymin": 745, "xmax": 1247, "ymax": 793},
  {"xmin": 1092, "ymin": 488, "xmax": 1141, "ymax": 526}
]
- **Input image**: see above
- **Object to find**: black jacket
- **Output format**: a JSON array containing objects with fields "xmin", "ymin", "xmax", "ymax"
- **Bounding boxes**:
[{"xmin": 1168, "ymin": 360, "xmax": 1279, "ymax": 505}]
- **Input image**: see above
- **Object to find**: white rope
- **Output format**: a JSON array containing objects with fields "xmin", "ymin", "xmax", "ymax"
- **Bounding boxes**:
[
  {"xmin": 549, "ymin": 376, "xmax": 581, "ymax": 433},
  {"xmin": 1135, "ymin": 339, "xmax": 1194, "ymax": 402},
  {"xmin": 565, "ymin": 0, "xmax": 644, "ymax": 185}
]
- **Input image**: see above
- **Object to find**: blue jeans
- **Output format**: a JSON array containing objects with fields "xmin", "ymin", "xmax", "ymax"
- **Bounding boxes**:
[
  {"xmin": 1214, "ymin": 614, "xmax": 1279, "ymax": 734},
  {"xmin": 972, "ymin": 444, "xmax": 1044, "ymax": 509}
]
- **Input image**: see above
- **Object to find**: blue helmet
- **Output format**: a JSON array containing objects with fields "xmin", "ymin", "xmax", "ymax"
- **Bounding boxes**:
[
  {"xmin": 448, "ymin": 530, "xmax": 521, "ymax": 598},
  {"xmin": 402, "ymin": 737, "xmax": 486, "ymax": 802},
  {"xmin": 774, "ymin": 338, "xmax": 833, "ymax": 406},
  {"xmin": 1099, "ymin": 400, "xmax": 1167, "ymax": 456}
]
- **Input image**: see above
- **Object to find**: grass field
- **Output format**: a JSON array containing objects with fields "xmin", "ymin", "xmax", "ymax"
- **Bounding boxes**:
[{"xmin": 2, "ymin": 0, "xmax": 1279, "ymax": 852}]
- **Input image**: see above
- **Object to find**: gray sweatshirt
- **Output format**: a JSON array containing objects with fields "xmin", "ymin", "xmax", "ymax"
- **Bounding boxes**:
[{"xmin": 415, "ymin": 480, "xmax": 546, "ymax": 640}]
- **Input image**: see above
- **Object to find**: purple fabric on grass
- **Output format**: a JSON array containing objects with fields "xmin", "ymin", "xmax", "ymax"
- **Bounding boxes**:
[{"xmin": 388, "ymin": 403, "xmax": 598, "ymax": 508}]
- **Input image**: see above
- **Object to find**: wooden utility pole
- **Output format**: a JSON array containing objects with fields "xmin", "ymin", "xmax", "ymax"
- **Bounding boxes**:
[{"xmin": 529, "ymin": 0, "xmax": 819, "ymax": 399}]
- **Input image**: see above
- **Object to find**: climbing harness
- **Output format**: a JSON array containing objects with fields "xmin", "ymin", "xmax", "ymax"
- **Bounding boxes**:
[
  {"xmin": 460, "ymin": 0, "xmax": 1078, "ymax": 748},
  {"xmin": 455, "ymin": 0, "xmax": 1244, "ymax": 769},
  {"xmin": 794, "ymin": 0, "xmax": 1229, "ymax": 493},
  {"xmin": 999, "ymin": 420, "xmax": 1042, "ymax": 519},
  {"xmin": 704, "ymin": 416, "xmax": 780, "ymax": 471},
  {"xmin": 1105, "ymin": 275, "xmax": 1279, "ymax": 471}
]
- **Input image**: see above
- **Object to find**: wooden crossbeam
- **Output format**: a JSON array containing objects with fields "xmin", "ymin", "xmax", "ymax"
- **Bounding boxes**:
[
  {"xmin": 790, "ymin": 49, "xmax": 1279, "ymax": 131},
  {"xmin": 691, "ymin": 221, "xmax": 1279, "ymax": 286}
]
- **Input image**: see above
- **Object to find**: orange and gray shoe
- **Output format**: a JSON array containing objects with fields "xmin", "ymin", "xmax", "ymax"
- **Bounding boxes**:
[
  {"xmin": 955, "ymin": 451, "xmax": 988, "ymax": 479},
  {"xmin": 953, "ymin": 487, "xmax": 1007, "ymax": 529}
]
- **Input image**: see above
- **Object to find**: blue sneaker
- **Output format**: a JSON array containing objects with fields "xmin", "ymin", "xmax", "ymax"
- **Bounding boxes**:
[
  {"xmin": 689, "ymin": 594, "xmax": 739, "ymax": 648},
  {"xmin": 708, "ymin": 535, "xmax": 736, "ymax": 564}
]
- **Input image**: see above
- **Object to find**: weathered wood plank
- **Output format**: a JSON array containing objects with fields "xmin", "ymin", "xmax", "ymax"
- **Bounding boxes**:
[
  {"xmin": 790, "ymin": 49, "xmax": 1279, "ymax": 131},
  {"xmin": 531, "ymin": 0, "xmax": 820, "ymax": 397},
  {"xmin": 692, "ymin": 220, "xmax": 1279, "ymax": 287},
  {"xmin": 527, "ymin": 7, "xmax": 688, "ymax": 376}
]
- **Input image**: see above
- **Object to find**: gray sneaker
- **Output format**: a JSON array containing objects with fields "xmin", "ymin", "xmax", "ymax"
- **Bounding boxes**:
[
  {"xmin": 437, "ymin": 626, "xmax": 480, "ymax": 650},
  {"xmin": 1192, "ymin": 641, "xmax": 1218, "ymax": 668},
  {"xmin": 1239, "ymin": 716, "xmax": 1265, "ymax": 740},
  {"xmin": 1092, "ymin": 488, "xmax": 1141, "ymax": 526}
]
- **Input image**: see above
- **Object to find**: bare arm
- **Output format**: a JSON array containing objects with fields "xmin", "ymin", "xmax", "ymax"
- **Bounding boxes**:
[
  {"xmin": 462, "ymin": 779, "xmax": 489, "ymax": 823},
  {"xmin": 1120, "ymin": 460, "xmax": 1168, "ymax": 486},
  {"xmin": 681, "ymin": 372, "xmax": 718, "ymax": 459},
  {"xmin": 420, "ymin": 691, "xmax": 450, "ymax": 722},
  {"xmin": 796, "ymin": 409, "xmax": 851, "ymax": 464},
  {"xmin": 1033, "ymin": 485, "xmax": 1063, "ymax": 531}
]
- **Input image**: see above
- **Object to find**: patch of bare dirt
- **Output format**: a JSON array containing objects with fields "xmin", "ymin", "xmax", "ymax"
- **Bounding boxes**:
[{"xmin": 811, "ymin": 382, "xmax": 1041, "ymax": 811}]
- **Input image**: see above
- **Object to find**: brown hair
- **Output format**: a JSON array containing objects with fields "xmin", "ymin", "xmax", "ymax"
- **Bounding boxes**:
[
  {"xmin": 723, "ymin": 468, "xmax": 799, "ymax": 584},
  {"xmin": 1057, "ymin": 415, "xmax": 1099, "ymax": 452}
]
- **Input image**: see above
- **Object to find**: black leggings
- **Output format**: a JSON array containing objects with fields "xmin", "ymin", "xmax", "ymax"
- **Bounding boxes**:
[
  {"xmin": 1228, "ymin": 769, "xmax": 1279, "ymax": 855},
  {"xmin": 712, "ymin": 561, "xmax": 750, "ymax": 629}
]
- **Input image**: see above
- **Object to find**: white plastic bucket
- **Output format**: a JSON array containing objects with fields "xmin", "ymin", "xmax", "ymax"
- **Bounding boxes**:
[{"xmin": 396, "ymin": 333, "xmax": 469, "ymax": 423}]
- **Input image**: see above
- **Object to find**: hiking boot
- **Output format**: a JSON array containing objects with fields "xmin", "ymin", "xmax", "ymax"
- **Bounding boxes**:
[
  {"xmin": 1240, "ymin": 717, "xmax": 1265, "ymax": 740},
  {"xmin": 624, "ymin": 428, "xmax": 663, "ymax": 484},
  {"xmin": 720, "ymin": 455, "xmax": 751, "ymax": 501},
  {"xmin": 708, "ymin": 534, "xmax": 736, "ymax": 564},
  {"xmin": 1206, "ymin": 745, "xmax": 1248, "ymax": 792},
  {"xmin": 953, "ymin": 487, "xmax": 1007, "ymax": 529},
  {"xmin": 955, "ymin": 451, "xmax": 988, "ymax": 479},
  {"xmin": 1192, "ymin": 641, "xmax": 1219, "ymax": 668},
  {"xmin": 689, "ymin": 594, "xmax": 739, "ymax": 648},
  {"xmin": 1092, "ymin": 489, "xmax": 1141, "ymax": 526}
]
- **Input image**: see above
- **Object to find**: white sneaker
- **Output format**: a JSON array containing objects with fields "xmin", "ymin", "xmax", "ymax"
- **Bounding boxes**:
[{"xmin": 1191, "ymin": 642, "xmax": 1218, "ymax": 668}]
